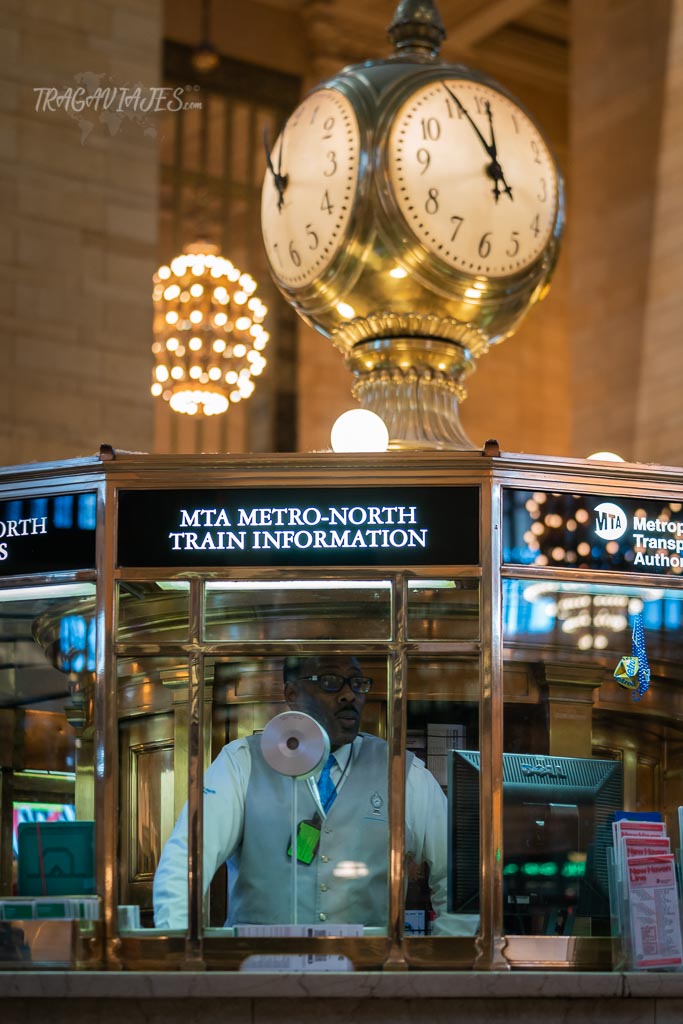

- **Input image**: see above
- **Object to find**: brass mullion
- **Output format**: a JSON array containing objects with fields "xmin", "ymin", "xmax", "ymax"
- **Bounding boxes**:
[
  {"xmin": 475, "ymin": 479, "xmax": 507, "ymax": 969},
  {"xmin": 99, "ymin": 478, "xmax": 119, "ymax": 967},
  {"xmin": 384, "ymin": 573, "xmax": 408, "ymax": 970},
  {"xmin": 184, "ymin": 579, "xmax": 206, "ymax": 968}
]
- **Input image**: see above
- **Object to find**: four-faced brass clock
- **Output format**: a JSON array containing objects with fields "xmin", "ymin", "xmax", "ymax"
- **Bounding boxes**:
[{"xmin": 259, "ymin": 0, "xmax": 565, "ymax": 449}]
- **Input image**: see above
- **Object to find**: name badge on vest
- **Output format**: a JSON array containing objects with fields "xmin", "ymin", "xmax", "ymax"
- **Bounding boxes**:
[{"xmin": 287, "ymin": 816, "xmax": 321, "ymax": 865}]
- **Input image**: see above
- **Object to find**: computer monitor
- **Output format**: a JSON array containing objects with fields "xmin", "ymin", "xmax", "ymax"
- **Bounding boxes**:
[{"xmin": 448, "ymin": 751, "xmax": 623, "ymax": 935}]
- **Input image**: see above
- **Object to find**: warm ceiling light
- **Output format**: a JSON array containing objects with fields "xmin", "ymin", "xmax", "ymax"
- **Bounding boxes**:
[{"xmin": 151, "ymin": 242, "xmax": 269, "ymax": 416}]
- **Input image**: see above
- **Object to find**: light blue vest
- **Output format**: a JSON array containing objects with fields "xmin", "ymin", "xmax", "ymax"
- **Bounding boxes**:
[{"xmin": 227, "ymin": 733, "xmax": 414, "ymax": 926}]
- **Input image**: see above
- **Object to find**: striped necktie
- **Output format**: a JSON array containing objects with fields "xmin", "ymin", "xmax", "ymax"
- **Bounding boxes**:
[{"xmin": 317, "ymin": 753, "xmax": 337, "ymax": 810}]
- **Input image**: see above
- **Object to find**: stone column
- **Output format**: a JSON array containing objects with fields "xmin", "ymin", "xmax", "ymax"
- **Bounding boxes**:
[
  {"xmin": 543, "ymin": 663, "xmax": 599, "ymax": 758},
  {"xmin": 569, "ymin": 0, "xmax": 675, "ymax": 462},
  {"xmin": 634, "ymin": 1, "xmax": 683, "ymax": 464}
]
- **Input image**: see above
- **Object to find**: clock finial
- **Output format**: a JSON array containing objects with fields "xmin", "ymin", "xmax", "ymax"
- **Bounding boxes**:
[{"xmin": 388, "ymin": 0, "xmax": 446, "ymax": 57}]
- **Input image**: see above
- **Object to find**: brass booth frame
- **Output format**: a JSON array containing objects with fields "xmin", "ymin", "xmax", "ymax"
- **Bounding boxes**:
[{"xmin": 2, "ymin": 447, "xmax": 683, "ymax": 972}]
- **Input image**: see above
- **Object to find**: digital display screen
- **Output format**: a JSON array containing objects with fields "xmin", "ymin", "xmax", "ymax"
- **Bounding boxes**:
[
  {"xmin": 117, "ymin": 486, "xmax": 480, "ymax": 568},
  {"xmin": 0, "ymin": 492, "xmax": 97, "ymax": 577},
  {"xmin": 504, "ymin": 489, "xmax": 683, "ymax": 576}
]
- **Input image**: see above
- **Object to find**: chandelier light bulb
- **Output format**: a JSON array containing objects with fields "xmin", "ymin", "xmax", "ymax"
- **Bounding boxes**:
[{"xmin": 330, "ymin": 409, "xmax": 390, "ymax": 453}]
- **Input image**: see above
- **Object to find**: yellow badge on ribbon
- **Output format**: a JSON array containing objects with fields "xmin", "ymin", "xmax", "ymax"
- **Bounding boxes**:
[{"xmin": 614, "ymin": 655, "xmax": 639, "ymax": 690}]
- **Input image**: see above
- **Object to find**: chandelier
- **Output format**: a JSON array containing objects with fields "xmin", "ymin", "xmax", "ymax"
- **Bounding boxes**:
[
  {"xmin": 151, "ymin": 242, "xmax": 269, "ymax": 416},
  {"xmin": 522, "ymin": 581, "xmax": 660, "ymax": 652}
]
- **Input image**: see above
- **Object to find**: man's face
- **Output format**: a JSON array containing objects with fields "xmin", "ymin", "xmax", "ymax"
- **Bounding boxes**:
[{"xmin": 285, "ymin": 654, "xmax": 368, "ymax": 750}]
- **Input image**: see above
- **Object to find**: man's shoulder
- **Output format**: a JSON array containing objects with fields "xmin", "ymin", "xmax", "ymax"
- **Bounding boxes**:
[
  {"xmin": 358, "ymin": 733, "xmax": 414, "ymax": 766},
  {"xmin": 358, "ymin": 732, "xmax": 387, "ymax": 749}
]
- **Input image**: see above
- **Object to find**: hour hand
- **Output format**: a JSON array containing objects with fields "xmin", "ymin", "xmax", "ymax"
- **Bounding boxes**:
[
  {"xmin": 263, "ymin": 125, "xmax": 288, "ymax": 211},
  {"xmin": 484, "ymin": 101, "xmax": 513, "ymax": 203}
]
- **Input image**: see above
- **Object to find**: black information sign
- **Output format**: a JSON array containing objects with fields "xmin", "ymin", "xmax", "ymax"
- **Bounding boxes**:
[
  {"xmin": 0, "ymin": 492, "xmax": 97, "ymax": 577},
  {"xmin": 117, "ymin": 486, "xmax": 480, "ymax": 568},
  {"xmin": 504, "ymin": 489, "xmax": 683, "ymax": 576}
]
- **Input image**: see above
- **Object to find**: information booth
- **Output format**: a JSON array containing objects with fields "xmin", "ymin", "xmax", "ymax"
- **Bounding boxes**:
[{"xmin": 2, "ymin": 445, "xmax": 683, "ymax": 977}]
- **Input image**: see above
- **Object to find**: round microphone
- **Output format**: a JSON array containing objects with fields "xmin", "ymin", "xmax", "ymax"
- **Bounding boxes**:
[{"xmin": 260, "ymin": 711, "xmax": 330, "ymax": 779}]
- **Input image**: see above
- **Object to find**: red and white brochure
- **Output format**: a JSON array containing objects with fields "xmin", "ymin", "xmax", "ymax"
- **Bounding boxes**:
[
  {"xmin": 614, "ymin": 821, "xmax": 668, "ymax": 881},
  {"xmin": 621, "ymin": 836, "xmax": 671, "ymax": 879},
  {"xmin": 613, "ymin": 819, "xmax": 666, "ymax": 847},
  {"xmin": 627, "ymin": 855, "xmax": 683, "ymax": 970}
]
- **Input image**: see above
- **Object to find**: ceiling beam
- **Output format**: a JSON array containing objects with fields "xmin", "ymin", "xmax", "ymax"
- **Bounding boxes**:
[{"xmin": 445, "ymin": 0, "xmax": 544, "ymax": 51}]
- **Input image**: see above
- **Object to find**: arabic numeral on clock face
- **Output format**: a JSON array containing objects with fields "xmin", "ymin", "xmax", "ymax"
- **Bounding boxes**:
[
  {"xmin": 420, "ymin": 117, "xmax": 440, "ymax": 141},
  {"xmin": 320, "ymin": 190, "xmax": 334, "ymax": 215},
  {"xmin": 323, "ymin": 150, "xmax": 337, "ymax": 177},
  {"xmin": 425, "ymin": 188, "xmax": 439, "ymax": 215},
  {"xmin": 478, "ymin": 232, "xmax": 491, "ymax": 258},
  {"xmin": 506, "ymin": 230, "xmax": 520, "ymax": 257},
  {"xmin": 530, "ymin": 139, "xmax": 542, "ymax": 165},
  {"xmin": 416, "ymin": 147, "xmax": 430, "ymax": 174},
  {"xmin": 322, "ymin": 115, "xmax": 335, "ymax": 140},
  {"xmin": 444, "ymin": 97, "xmax": 462, "ymax": 119},
  {"xmin": 530, "ymin": 213, "xmax": 540, "ymax": 238},
  {"xmin": 306, "ymin": 223, "xmax": 319, "ymax": 250},
  {"xmin": 450, "ymin": 215, "xmax": 463, "ymax": 241},
  {"xmin": 288, "ymin": 240, "xmax": 301, "ymax": 267}
]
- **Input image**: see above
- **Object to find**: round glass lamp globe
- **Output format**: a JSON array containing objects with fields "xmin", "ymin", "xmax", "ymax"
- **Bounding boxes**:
[
  {"xmin": 587, "ymin": 451, "xmax": 625, "ymax": 462},
  {"xmin": 330, "ymin": 409, "xmax": 389, "ymax": 453}
]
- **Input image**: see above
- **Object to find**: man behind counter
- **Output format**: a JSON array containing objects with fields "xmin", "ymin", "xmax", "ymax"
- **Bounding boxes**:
[{"xmin": 153, "ymin": 653, "xmax": 462, "ymax": 931}]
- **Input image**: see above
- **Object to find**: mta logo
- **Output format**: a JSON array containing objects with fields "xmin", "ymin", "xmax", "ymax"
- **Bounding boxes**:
[{"xmin": 594, "ymin": 502, "xmax": 627, "ymax": 540}]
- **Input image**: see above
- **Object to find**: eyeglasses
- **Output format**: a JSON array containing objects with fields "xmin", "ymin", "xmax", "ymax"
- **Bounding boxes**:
[{"xmin": 297, "ymin": 674, "xmax": 373, "ymax": 694}]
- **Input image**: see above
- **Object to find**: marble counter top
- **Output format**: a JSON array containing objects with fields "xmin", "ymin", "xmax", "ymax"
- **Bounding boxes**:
[{"xmin": 1, "ymin": 970, "xmax": 683, "ymax": 999}]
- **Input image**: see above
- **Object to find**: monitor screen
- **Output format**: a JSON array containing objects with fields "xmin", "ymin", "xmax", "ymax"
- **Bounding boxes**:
[{"xmin": 448, "ymin": 751, "xmax": 623, "ymax": 935}]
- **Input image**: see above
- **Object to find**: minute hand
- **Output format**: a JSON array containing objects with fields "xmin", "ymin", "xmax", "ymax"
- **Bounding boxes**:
[{"xmin": 444, "ymin": 84, "xmax": 493, "ymax": 154}]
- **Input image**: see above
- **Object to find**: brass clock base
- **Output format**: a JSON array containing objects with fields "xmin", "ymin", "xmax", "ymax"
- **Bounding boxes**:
[{"xmin": 348, "ymin": 337, "xmax": 476, "ymax": 450}]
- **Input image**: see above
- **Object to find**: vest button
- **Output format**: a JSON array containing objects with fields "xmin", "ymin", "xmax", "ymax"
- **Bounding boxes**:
[
  {"xmin": 321, "ymin": 855, "xmax": 329, "ymax": 863},
  {"xmin": 324, "ymin": 826, "xmax": 332, "ymax": 834},
  {"xmin": 320, "ymin": 884, "xmax": 328, "ymax": 892},
  {"xmin": 319, "ymin": 912, "xmax": 327, "ymax": 921}
]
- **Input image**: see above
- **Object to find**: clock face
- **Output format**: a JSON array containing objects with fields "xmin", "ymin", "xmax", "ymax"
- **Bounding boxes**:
[
  {"xmin": 261, "ymin": 88, "xmax": 360, "ymax": 289},
  {"xmin": 387, "ymin": 79, "xmax": 559, "ymax": 278}
]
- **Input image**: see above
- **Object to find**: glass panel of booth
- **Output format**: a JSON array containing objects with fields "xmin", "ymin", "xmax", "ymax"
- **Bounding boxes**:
[
  {"xmin": 116, "ymin": 580, "xmax": 190, "ymax": 642},
  {"xmin": 502, "ymin": 574, "xmax": 683, "ymax": 952},
  {"xmin": 117, "ymin": 574, "xmax": 482, "ymax": 964},
  {"xmin": 117, "ymin": 654, "xmax": 188, "ymax": 933},
  {"xmin": 197, "ymin": 652, "xmax": 390, "ymax": 943},
  {"xmin": 404, "ymin": 652, "xmax": 481, "ymax": 945},
  {"xmin": 0, "ymin": 582, "xmax": 97, "ymax": 931},
  {"xmin": 203, "ymin": 580, "xmax": 391, "ymax": 641}
]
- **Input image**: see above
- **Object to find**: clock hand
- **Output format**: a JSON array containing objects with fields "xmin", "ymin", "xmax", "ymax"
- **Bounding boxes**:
[
  {"xmin": 443, "ymin": 83, "xmax": 492, "ymax": 158},
  {"xmin": 444, "ymin": 85, "xmax": 513, "ymax": 204},
  {"xmin": 263, "ymin": 125, "xmax": 288, "ymax": 211},
  {"xmin": 484, "ymin": 101, "xmax": 513, "ymax": 203}
]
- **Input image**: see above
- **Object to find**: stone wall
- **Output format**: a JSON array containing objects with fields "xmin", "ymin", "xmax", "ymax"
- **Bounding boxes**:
[{"xmin": 0, "ymin": 0, "xmax": 160, "ymax": 465}]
